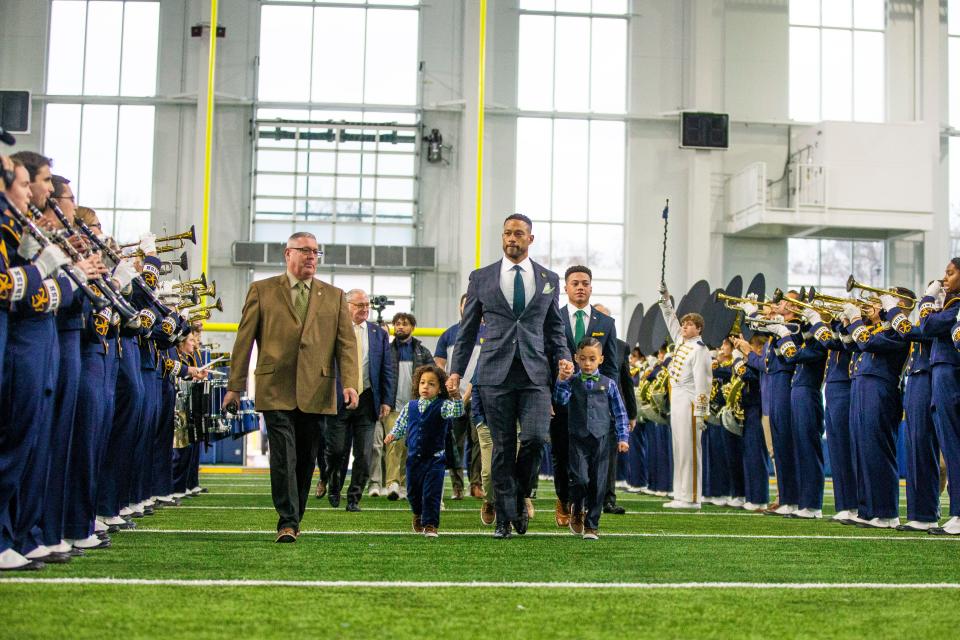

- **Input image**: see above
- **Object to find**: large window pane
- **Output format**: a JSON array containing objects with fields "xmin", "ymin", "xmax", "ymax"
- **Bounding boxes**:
[
  {"xmin": 529, "ymin": 221, "xmax": 552, "ymax": 266},
  {"xmin": 950, "ymin": 138, "xmax": 960, "ymax": 236},
  {"xmin": 819, "ymin": 239, "xmax": 852, "ymax": 287},
  {"xmin": 114, "ymin": 106, "xmax": 155, "ymax": 209},
  {"xmin": 821, "ymin": 29, "xmax": 853, "ymax": 121},
  {"xmin": 821, "ymin": 0, "xmax": 852, "ymax": 28},
  {"xmin": 518, "ymin": 15, "xmax": 555, "ymax": 110},
  {"xmin": 788, "ymin": 238, "xmax": 819, "ymax": 284},
  {"xmin": 950, "ymin": 38, "xmax": 960, "ymax": 128},
  {"xmin": 78, "ymin": 105, "xmax": 119, "ymax": 208},
  {"xmin": 588, "ymin": 120, "xmax": 624, "ymax": 223},
  {"xmin": 789, "ymin": 27, "xmax": 820, "ymax": 121},
  {"xmin": 120, "ymin": 2, "xmax": 160, "ymax": 97},
  {"xmin": 83, "ymin": 1, "xmax": 124, "ymax": 95},
  {"xmin": 590, "ymin": 18, "xmax": 626, "ymax": 112},
  {"xmin": 515, "ymin": 118, "xmax": 554, "ymax": 221},
  {"xmin": 552, "ymin": 222, "xmax": 588, "ymax": 267},
  {"xmin": 588, "ymin": 225, "xmax": 623, "ymax": 279},
  {"xmin": 853, "ymin": 0, "xmax": 885, "ymax": 30},
  {"xmin": 258, "ymin": 6, "xmax": 313, "ymax": 101},
  {"xmin": 551, "ymin": 119, "xmax": 588, "ymax": 221},
  {"xmin": 113, "ymin": 209, "xmax": 150, "ymax": 245},
  {"xmin": 520, "ymin": 0, "xmax": 556, "ymax": 10},
  {"xmin": 311, "ymin": 8, "xmax": 365, "ymax": 103},
  {"xmin": 47, "ymin": 1, "xmax": 87, "ymax": 95},
  {"xmin": 951, "ymin": 0, "xmax": 960, "ymax": 35},
  {"xmin": 364, "ymin": 10, "xmax": 419, "ymax": 105},
  {"xmin": 43, "ymin": 104, "xmax": 82, "ymax": 186},
  {"xmin": 853, "ymin": 30, "xmax": 884, "ymax": 122},
  {"xmin": 853, "ymin": 241, "xmax": 884, "ymax": 286},
  {"xmin": 789, "ymin": 0, "xmax": 820, "ymax": 26},
  {"xmin": 554, "ymin": 17, "xmax": 590, "ymax": 112}
]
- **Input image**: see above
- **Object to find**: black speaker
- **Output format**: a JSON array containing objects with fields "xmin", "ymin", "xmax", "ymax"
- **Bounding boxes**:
[{"xmin": 0, "ymin": 90, "xmax": 31, "ymax": 134}]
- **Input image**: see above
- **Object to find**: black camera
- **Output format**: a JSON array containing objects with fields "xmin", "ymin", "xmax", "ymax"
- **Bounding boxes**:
[{"xmin": 370, "ymin": 295, "xmax": 394, "ymax": 324}]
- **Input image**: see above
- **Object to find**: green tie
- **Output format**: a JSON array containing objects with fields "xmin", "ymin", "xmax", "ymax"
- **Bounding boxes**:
[
  {"xmin": 294, "ymin": 281, "xmax": 309, "ymax": 323},
  {"xmin": 574, "ymin": 309, "xmax": 586, "ymax": 346}
]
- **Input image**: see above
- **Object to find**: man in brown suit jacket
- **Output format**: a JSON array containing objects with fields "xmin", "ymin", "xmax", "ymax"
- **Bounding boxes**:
[{"xmin": 225, "ymin": 231, "xmax": 359, "ymax": 543}]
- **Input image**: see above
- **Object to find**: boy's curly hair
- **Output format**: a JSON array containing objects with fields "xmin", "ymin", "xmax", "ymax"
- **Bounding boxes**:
[{"xmin": 412, "ymin": 364, "xmax": 450, "ymax": 400}]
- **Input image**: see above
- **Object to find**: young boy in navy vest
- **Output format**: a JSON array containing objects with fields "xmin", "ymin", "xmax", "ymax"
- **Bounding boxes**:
[
  {"xmin": 554, "ymin": 337, "xmax": 630, "ymax": 539},
  {"xmin": 385, "ymin": 364, "xmax": 464, "ymax": 538}
]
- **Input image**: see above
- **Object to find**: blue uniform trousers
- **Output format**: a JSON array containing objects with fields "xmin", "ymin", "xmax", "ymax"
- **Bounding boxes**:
[
  {"xmin": 94, "ymin": 342, "xmax": 120, "ymax": 514},
  {"xmin": 722, "ymin": 428, "xmax": 745, "ymax": 499},
  {"xmin": 702, "ymin": 424, "xmax": 730, "ymax": 498},
  {"xmin": 903, "ymin": 373, "xmax": 940, "ymax": 522},
  {"xmin": 172, "ymin": 445, "xmax": 192, "ymax": 494},
  {"xmin": 132, "ymin": 368, "xmax": 160, "ymax": 504},
  {"xmin": 824, "ymin": 381, "xmax": 857, "ymax": 513},
  {"xmin": 569, "ymin": 432, "xmax": 609, "ymax": 531},
  {"xmin": 151, "ymin": 381, "xmax": 176, "ymax": 498},
  {"xmin": 852, "ymin": 376, "xmax": 900, "ymax": 520},
  {"xmin": 626, "ymin": 421, "xmax": 648, "ymax": 488},
  {"xmin": 406, "ymin": 454, "xmax": 446, "ymax": 528},
  {"xmin": 64, "ymin": 343, "xmax": 107, "ymax": 540},
  {"xmin": 4, "ymin": 316, "xmax": 59, "ymax": 554},
  {"xmin": 0, "ymin": 315, "xmax": 58, "ymax": 553},
  {"xmin": 98, "ymin": 338, "xmax": 143, "ymax": 516},
  {"xmin": 41, "ymin": 329, "xmax": 81, "ymax": 546},
  {"xmin": 791, "ymin": 385, "xmax": 825, "ymax": 511},
  {"xmin": 0, "ymin": 311, "xmax": 6, "ymax": 391},
  {"xmin": 931, "ymin": 364, "xmax": 960, "ymax": 518},
  {"xmin": 768, "ymin": 373, "xmax": 800, "ymax": 505},
  {"xmin": 655, "ymin": 423, "xmax": 674, "ymax": 492},
  {"xmin": 187, "ymin": 440, "xmax": 201, "ymax": 489},
  {"xmin": 742, "ymin": 405, "xmax": 770, "ymax": 505}
]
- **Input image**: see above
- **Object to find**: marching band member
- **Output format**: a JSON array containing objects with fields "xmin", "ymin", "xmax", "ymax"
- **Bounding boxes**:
[
  {"xmin": 844, "ymin": 299, "xmax": 909, "ymax": 529},
  {"xmin": 731, "ymin": 333, "xmax": 771, "ymax": 510},
  {"xmin": 658, "ymin": 286, "xmax": 711, "ymax": 509},
  {"xmin": 919, "ymin": 261, "xmax": 960, "ymax": 535},
  {"xmin": 704, "ymin": 341, "xmax": 737, "ymax": 506}
]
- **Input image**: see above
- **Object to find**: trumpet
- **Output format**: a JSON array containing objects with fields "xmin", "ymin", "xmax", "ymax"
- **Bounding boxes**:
[
  {"xmin": 125, "ymin": 242, "xmax": 190, "ymax": 258},
  {"xmin": 173, "ymin": 273, "xmax": 208, "ymax": 292},
  {"xmin": 120, "ymin": 225, "xmax": 197, "ymax": 250},
  {"xmin": 804, "ymin": 287, "xmax": 869, "ymax": 316},
  {"xmin": 742, "ymin": 315, "xmax": 801, "ymax": 334},
  {"xmin": 714, "ymin": 291, "xmax": 770, "ymax": 310},
  {"xmin": 175, "ymin": 290, "xmax": 201, "ymax": 310},
  {"xmin": 771, "ymin": 287, "xmax": 841, "ymax": 321},
  {"xmin": 846, "ymin": 275, "xmax": 916, "ymax": 310},
  {"xmin": 192, "ymin": 281, "xmax": 217, "ymax": 299},
  {"xmin": 188, "ymin": 297, "xmax": 223, "ymax": 320},
  {"xmin": 159, "ymin": 251, "xmax": 189, "ymax": 275}
]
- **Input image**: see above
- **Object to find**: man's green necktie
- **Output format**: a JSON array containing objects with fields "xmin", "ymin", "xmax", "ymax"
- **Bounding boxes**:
[
  {"xmin": 574, "ymin": 309, "xmax": 586, "ymax": 346},
  {"xmin": 294, "ymin": 281, "xmax": 309, "ymax": 322}
]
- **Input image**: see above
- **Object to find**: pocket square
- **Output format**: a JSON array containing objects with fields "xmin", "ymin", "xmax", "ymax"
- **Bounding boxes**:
[{"xmin": 542, "ymin": 283, "xmax": 555, "ymax": 294}]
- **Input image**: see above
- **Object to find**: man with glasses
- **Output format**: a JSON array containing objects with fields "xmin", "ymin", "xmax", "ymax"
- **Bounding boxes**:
[
  {"xmin": 225, "ymin": 231, "xmax": 359, "ymax": 543},
  {"xmin": 323, "ymin": 289, "xmax": 395, "ymax": 511}
]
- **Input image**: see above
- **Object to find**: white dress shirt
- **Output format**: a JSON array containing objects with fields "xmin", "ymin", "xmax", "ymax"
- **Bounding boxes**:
[{"xmin": 499, "ymin": 256, "xmax": 535, "ymax": 312}]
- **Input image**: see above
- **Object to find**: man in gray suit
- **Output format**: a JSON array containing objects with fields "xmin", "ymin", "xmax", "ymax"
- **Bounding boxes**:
[{"xmin": 448, "ymin": 214, "xmax": 572, "ymax": 539}]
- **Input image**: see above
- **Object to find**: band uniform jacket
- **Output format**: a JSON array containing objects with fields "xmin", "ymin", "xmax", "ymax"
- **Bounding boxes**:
[{"xmin": 228, "ymin": 274, "xmax": 359, "ymax": 415}]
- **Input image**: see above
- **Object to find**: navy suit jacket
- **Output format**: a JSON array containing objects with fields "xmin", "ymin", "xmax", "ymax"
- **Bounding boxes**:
[
  {"xmin": 452, "ymin": 258, "xmax": 569, "ymax": 386},
  {"xmin": 560, "ymin": 304, "xmax": 619, "ymax": 380},
  {"xmin": 336, "ymin": 320, "xmax": 396, "ymax": 416}
]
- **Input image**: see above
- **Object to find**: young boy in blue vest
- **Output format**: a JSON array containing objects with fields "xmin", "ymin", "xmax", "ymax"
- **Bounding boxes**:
[
  {"xmin": 554, "ymin": 337, "xmax": 630, "ymax": 539},
  {"xmin": 385, "ymin": 364, "xmax": 464, "ymax": 538}
]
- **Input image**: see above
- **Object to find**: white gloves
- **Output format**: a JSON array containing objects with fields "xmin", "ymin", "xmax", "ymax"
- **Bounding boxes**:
[
  {"xmin": 139, "ymin": 233, "xmax": 157, "ymax": 255},
  {"xmin": 731, "ymin": 349, "xmax": 745, "ymax": 362},
  {"xmin": 879, "ymin": 294, "xmax": 898, "ymax": 312},
  {"xmin": 770, "ymin": 323, "xmax": 791, "ymax": 339},
  {"xmin": 741, "ymin": 302, "xmax": 758, "ymax": 317},
  {"xmin": 34, "ymin": 245, "xmax": 70, "ymax": 279},
  {"xmin": 801, "ymin": 307, "xmax": 821, "ymax": 325},
  {"xmin": 16, "ymin": 233, "xmax": 42, "ymax": 261},
  {"xmin": 925, "ymin": 280, "xmax": 942, "ymax": 299},
  {"xmin": 695, "ymin": 417, "xmax": 706, "ymax": 431},
  {"xmin": 112, "ymin": 258, "xmax": 139, "ymax": 289},
  {"xmin": 842, "ymin": 302, "xmax": 862, "ymax": 322}
]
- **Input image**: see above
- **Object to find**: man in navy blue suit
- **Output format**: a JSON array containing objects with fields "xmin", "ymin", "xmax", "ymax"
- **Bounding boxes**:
[
  {"xmin": 449, "ymin": 214, "xmax": 572, "ymax": 538},
  {"xmin": 549, "ymin": 266, "xmax": 619, "ymax": 528},
  {"xmin": 325, "ymin": 289, "xmax": 396, "ymax": 511}
]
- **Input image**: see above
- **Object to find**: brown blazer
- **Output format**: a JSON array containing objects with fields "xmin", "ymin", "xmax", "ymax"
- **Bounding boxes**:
[{"xmin": 228, "ymin": 274, "xmax": 359, "ymax": 415}]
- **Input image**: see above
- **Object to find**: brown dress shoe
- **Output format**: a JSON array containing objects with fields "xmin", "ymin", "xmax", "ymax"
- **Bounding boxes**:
[
  {"xmin": 452, "ymin": 486, "xmax": 464, "ymax": 500},
  {"xmin": 555, "ymin": 498, "xmax": 571, "ymax": 527},
  {"xmin": 314, "ymin": 480, "xmax": 327, "ymax": 499},
  {"xmin": 469, "ymin": 484, "xmax": 485, "ymax": 499},
  {"xmin": 412, "ymin": 515, "xmax": 425, "ymax": 534},
  {"xmin": 275, "ymin": 527, "xmax": 297, "ymax": 543},
  {"xmin": 480, "ymin": 501, "xmax": 496, "ymax": 526},
  {"xmin": 569, "ymin": 508, "xmax": 585, "ymax": 535},
  {"xmin": 525, "ymin": 497, "xmax": 535, "ymax": 519},
  {"xmin": 423, "ymin": 525, "xmax": 439, "ymax": 538}
]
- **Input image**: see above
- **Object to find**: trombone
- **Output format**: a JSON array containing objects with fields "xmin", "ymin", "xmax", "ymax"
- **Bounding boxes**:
[
  {"xmin": 846, "ymin": 275, "xmax": 916, "ymax": 310},
  {"xmin": 119, "ymin": 225, "xmax": 196, "ymax": 250}
]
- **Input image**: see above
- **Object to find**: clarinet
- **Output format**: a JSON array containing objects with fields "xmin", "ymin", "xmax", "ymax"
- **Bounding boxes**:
[
  {"xmin": 73, "ymin": 216, "xmax": 167, "ymax": 309},
  {"xmin": 10, "ymin": 203, "xmax": 109, "ymax": 308},
  {"xmin": 45, "ymin": 199, "xmax": 141, "ymax": 325}
]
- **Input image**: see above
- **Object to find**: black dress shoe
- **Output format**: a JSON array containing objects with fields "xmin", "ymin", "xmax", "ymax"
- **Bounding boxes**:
[
  {"xmin": 68, "ymin": 547, "xmax": 85, "ymax": 557},
  {"xmin": 198, "ymin": 487, "xmax": 209, "ymax": 493},
  {"xmin": 928, "ymin": 527, "xmax": 958, "ymax": 536},
  {"xmin": 328, "ymin": 493, "xmax": 341, "ymax": 508},
  {"xmin": 40, "ymin": 552, "xmax": 72, "ymax": 564},
  {"xmin": 513, "ymin": 510, "xmax": 529, "ymax": 535},
  {"xmin": 143, "ymin": 506, "xmax": 155, "ymax": 516},
  {"xmin": 0, "ymin": 560, "xmax": 45, "ymax": 572},
  {"xmin": 346, "ymin": 502, "xmax": 361, "ymax": 512},
  {"xmin": 493, "ymin": 522, "xmax": 513, "ymax": 539},
  {"xmin": 603, "ymin": 503, "xmax": 626, "ymax": 515},
  {"xmin": 117, "ymin": 520, "xmax": 137, "ymax": 530}
]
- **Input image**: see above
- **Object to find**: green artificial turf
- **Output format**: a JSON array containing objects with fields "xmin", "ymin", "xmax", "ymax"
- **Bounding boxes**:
[{"xmin": 2, "ymin": 472, "xmax": 958, "ymax": 639}]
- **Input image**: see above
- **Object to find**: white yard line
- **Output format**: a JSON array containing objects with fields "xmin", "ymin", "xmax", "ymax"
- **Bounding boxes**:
[
  {"xmin": 171, "ymin": 506, "xmax": 764, "ymax": 516},
  {"xmin": 120, "ymin": 528, "xmax": 959, "ymax": 541},
  {"xmin": 1, "ymin": 577, "xmax": 957, "ymax": 590}
]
